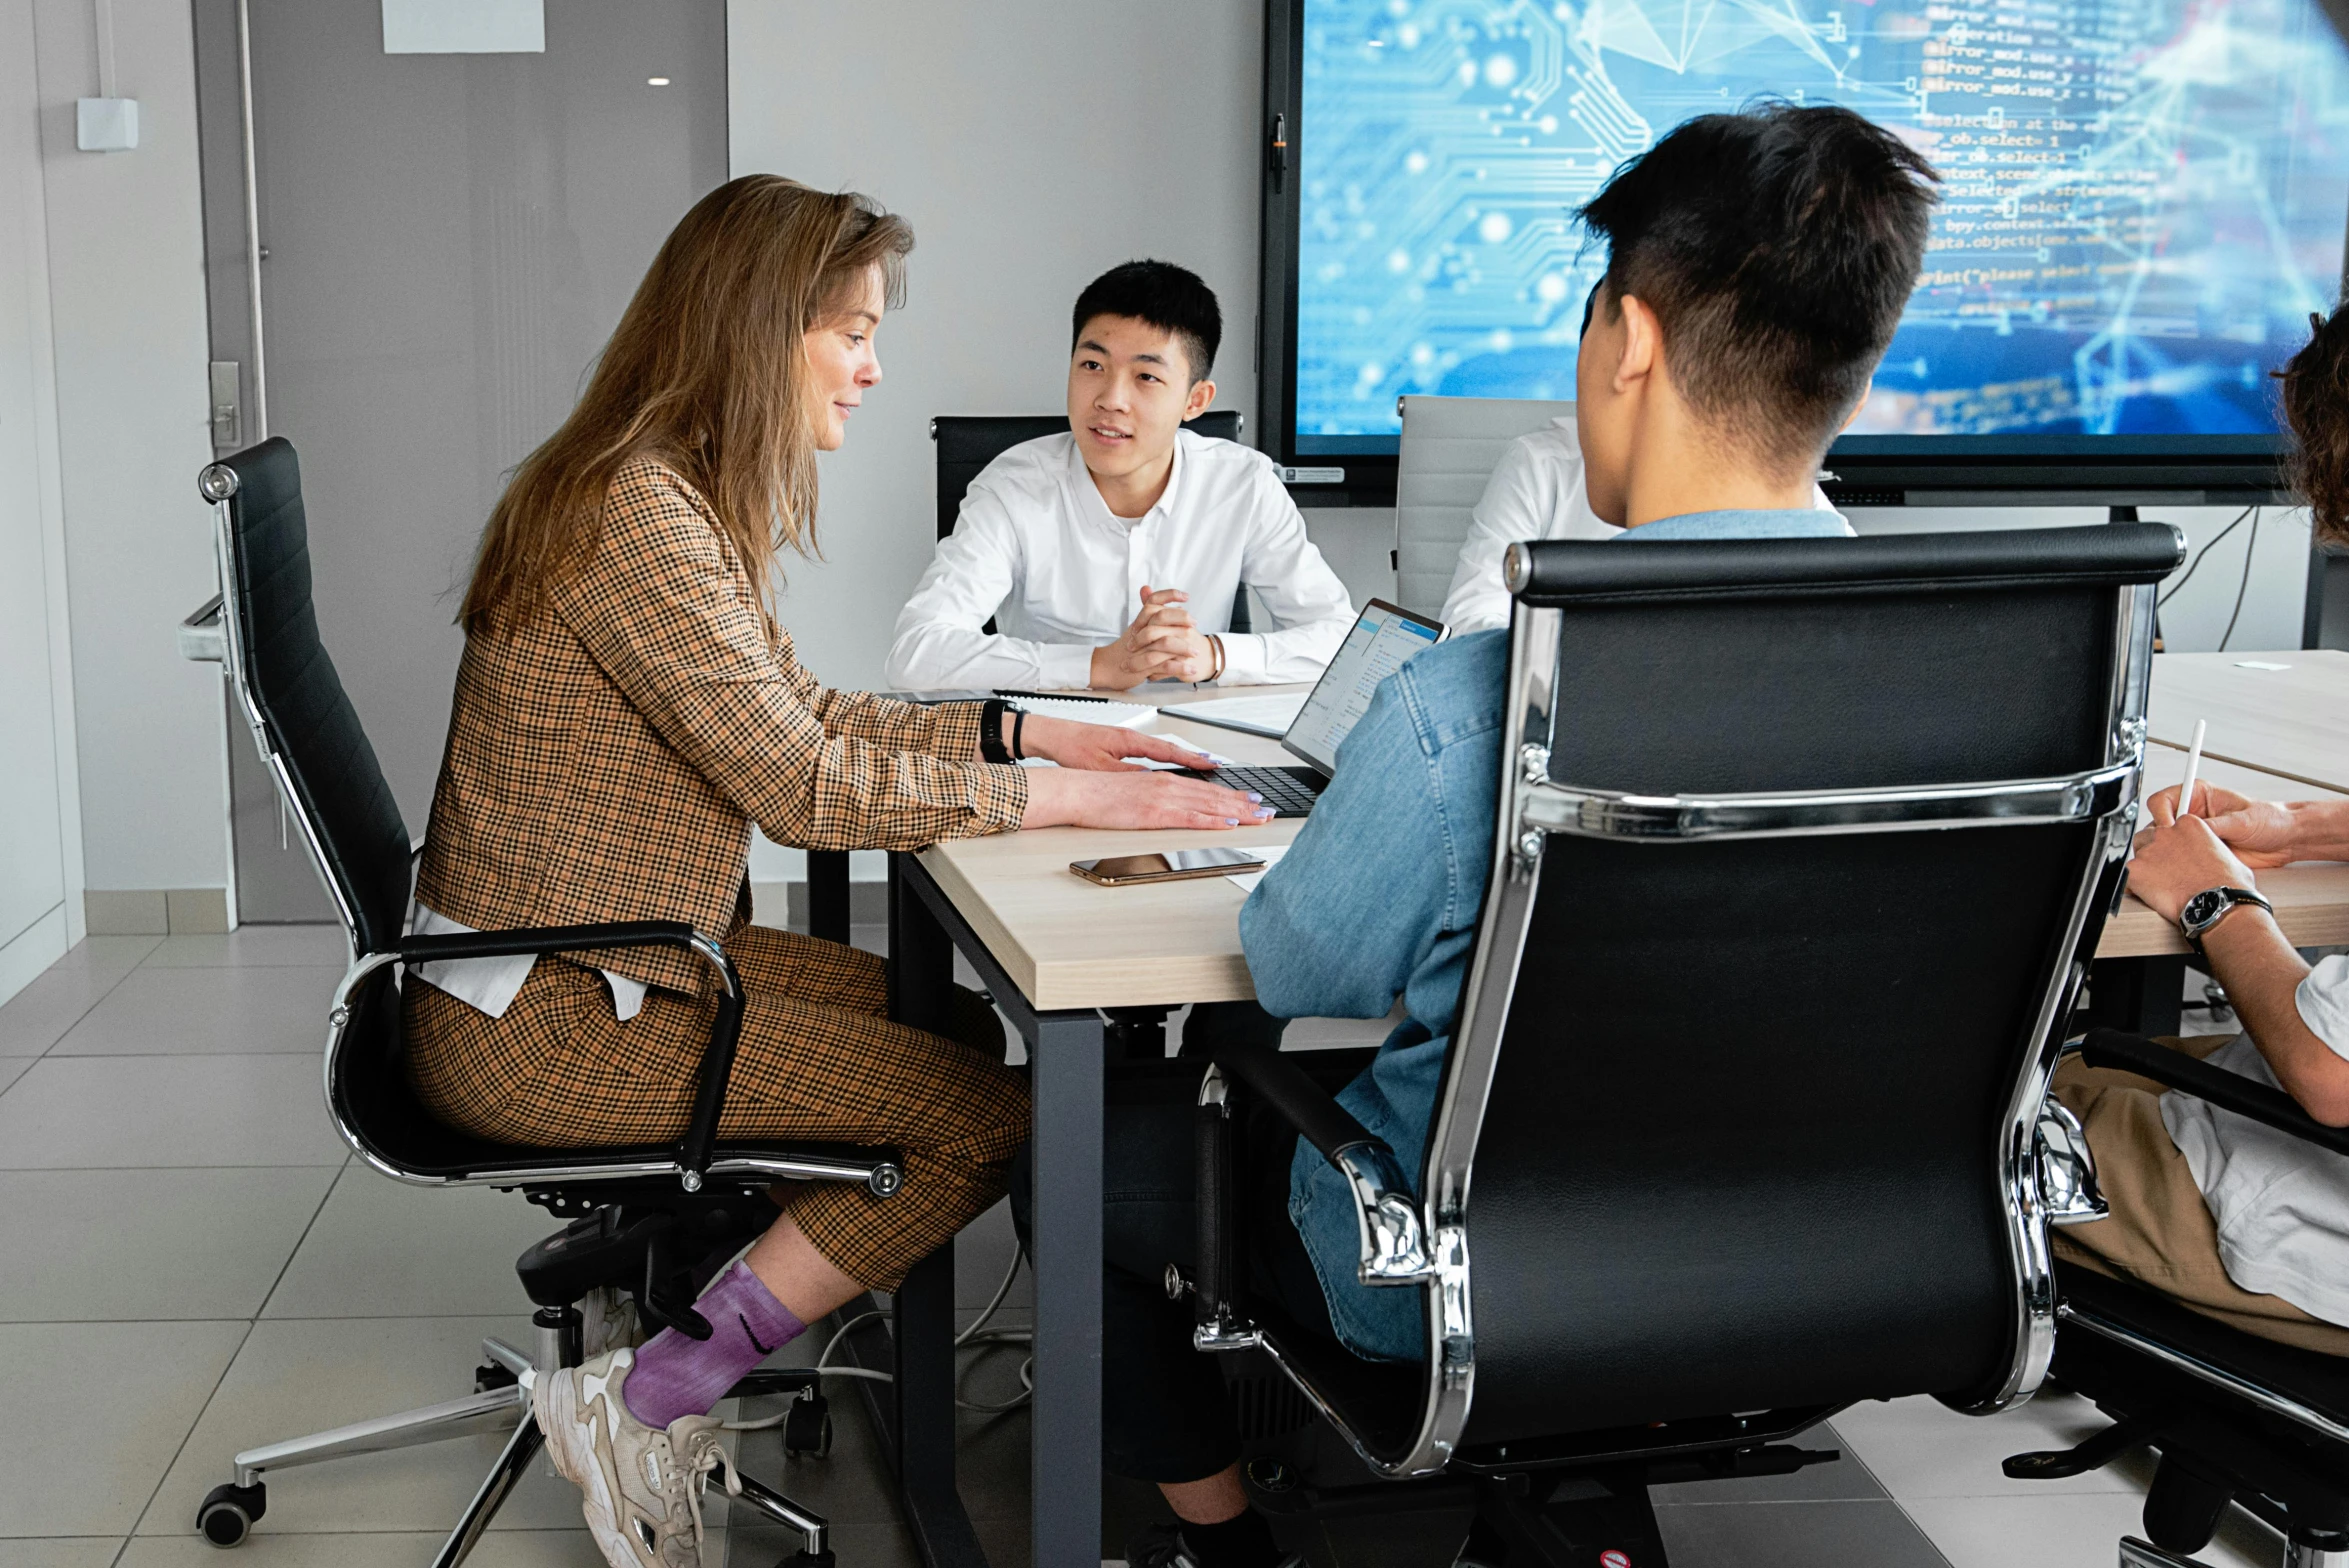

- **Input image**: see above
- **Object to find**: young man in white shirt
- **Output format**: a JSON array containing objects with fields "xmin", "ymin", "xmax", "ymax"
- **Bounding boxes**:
[
  {"xmin": 2063, "ymin": 306, "xmax": 2349, "ymax": 1357},
  {"xmin": 1437, "ymin": 292, "xmax": 1845, "ymax": 635},
  {"xmin": 886, "ymin": 261, "xmax": 1354, "ymax": 692}
]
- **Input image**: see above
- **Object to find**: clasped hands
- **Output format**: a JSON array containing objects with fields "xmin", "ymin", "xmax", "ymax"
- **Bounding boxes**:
[{"xmin": 1089, "ymin": 585, "xmax": 1216, "ymax": 690}]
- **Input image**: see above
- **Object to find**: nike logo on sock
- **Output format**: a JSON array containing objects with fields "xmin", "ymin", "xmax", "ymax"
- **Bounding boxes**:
[{"xmin": 740, "ymin": 1312, "xmax": 778, "ymax": 1356}]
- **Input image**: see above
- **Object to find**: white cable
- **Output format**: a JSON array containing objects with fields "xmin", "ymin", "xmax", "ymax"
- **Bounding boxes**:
[
  {"xmin": 93, "ymin": 0, "xmax": 117, "ymax": 99},
  {"xmin": 956, "ymin": 1243, "xmax": 1025, "ymax": 1347},
  {"xmin": 733, "ymin": 1248, "xmax": 1040, "ymax": 1422}
]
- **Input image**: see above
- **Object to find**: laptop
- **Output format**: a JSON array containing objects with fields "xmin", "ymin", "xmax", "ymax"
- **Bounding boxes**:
[{"xmin": 1175, "ymin": 598, "xmax": 1447, "ymax": 817}]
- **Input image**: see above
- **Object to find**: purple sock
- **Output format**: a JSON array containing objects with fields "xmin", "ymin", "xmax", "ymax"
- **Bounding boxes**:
[{"xmin": 621, "ymin": 1261, "xmax": 806, "ymax": 1429}]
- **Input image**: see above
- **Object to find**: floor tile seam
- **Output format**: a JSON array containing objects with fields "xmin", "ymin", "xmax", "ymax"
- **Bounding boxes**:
[
  {"xmin": 0, "ymin": 1164, "xmax": 350, "ymax": 1172},
  {"xmin": 0, "ymin": 1316, "xmax": 286, "ymax": 1326},
  {"xmin": 117, "ymin": 1317, "xmax": 257, "ymax": 1546},
  {"xmin": 38, "ymin": 1051, "xmax": 333, "ymax": 1060},
  {"xmin": 0, "ymin": 1163, "xmax": 349, "ymax": 1173},
  {"xmin": 251, "ymin": 1156, "xmax": 351, "ymax": 1324},
  {"xmin": 11, "ymin": 963, "xmax": 136, "ymax": 1061},
  {"xmin": 1878, "ymin": 1492, "xmax": 1964, "ymax": 1568},
  {"xmin": 28, "ymin": 1049, "xmax": 335, "ymax": 1058},
  {"xmin": 135, "ymin": 959, "xmax": 350, "ymax": 970}
]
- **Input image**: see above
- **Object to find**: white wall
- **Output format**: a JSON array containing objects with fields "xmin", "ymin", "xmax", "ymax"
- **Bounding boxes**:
[
  {"xmin": 1326, "ymin": 501, "xmax": 2315, "ymax": 656},
  {"xmin": 1846, "ymin": 504, "xmax": 2313, "ymax": 654},
  {"xmin": 726, "ymin": 0, "xmax": 1264, "ymax": 884},
  {"xmin": 30, "ymin": 0, "xmax": 228, "ymax": 900},
  {"xmin": 0, "ymin": 0, "xmax": 84, "ymax": 1003},
  {"xmin": 727, "ymin": 0, "xmax": 1264, "ymax": 690}
]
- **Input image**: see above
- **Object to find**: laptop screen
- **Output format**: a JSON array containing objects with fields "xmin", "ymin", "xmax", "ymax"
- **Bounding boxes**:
[{"xmin": 1282, "ymin": 598, "xmax": 1446, "ymax": 776}]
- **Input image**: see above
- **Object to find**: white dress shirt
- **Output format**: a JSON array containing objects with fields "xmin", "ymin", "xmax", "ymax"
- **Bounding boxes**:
[
  {"xmin": 886, "ymin": 430, "xmax": 1355, "ymax": 691},
  {"xmin": 1438, "ymin": 415, "xmax": 1842, "ymax": 634},
  {"xmin": 2157, "ymin": 958, "xmax": 2349, "ymax": 1326}
]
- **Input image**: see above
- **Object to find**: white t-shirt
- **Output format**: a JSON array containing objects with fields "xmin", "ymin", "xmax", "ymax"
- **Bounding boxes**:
[
  {"xmin": 1438, "ymin": 415, "xmax": 1841, "ymax": 634},
  {"xmin": 885, "ymin": 429, "xmax": 1354, "ymax": 691},
  {"xmin": 2159, "ymin": 956, "xmax": 2349, "ymax": 1326}
]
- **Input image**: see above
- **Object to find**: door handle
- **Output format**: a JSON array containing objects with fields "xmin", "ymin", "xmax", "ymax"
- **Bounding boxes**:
[{"xmin": 210, "ymin": 362, "xmax": 241, "ymax": 450}]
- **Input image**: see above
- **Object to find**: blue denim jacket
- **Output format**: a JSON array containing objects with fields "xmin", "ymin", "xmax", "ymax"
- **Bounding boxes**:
[{"xmin": 1240, "ymin": 507, "xmax": 1850, "ymax": 1360}]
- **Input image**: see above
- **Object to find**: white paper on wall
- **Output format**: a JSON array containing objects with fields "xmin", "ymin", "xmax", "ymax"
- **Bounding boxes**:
[{"xmin": 381, "ymin": 0, "xmax": 544, "ymax": 55}]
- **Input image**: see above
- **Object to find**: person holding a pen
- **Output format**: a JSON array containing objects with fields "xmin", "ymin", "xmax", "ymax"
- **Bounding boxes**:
[{"xmin": 2048, "ymin": 304, "xmax": 2349, "ymax": 1357}]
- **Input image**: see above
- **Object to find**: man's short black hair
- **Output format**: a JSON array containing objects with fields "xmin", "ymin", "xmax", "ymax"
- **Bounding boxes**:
[
  {"xmin": 1578, "ymin": 102, "xmax": 1940, "ymax": 469},
  {"xmin": 1072, "ymin": 260, "xmax": 1221, "ymax": 384}
]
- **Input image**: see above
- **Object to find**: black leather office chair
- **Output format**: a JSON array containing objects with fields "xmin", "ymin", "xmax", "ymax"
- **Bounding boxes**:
[
  {"xmin": 1180, "ymin": 524, "xmax": 2185, "ymax": 1565},
  {"xmin": 801, "ymin": 410, "xmax": 1250, "ymax": 958},
  {"xmin": 188, "ymin": 438, "xmax": 878, "ymax": 1568},
  {"xmin": 930, "ymin": 409, "xmax": 1245, "ymax": 541},
  {"xmin": 2002, "ymin": 1029, "xmax": 2349, "ymax": 1568}
]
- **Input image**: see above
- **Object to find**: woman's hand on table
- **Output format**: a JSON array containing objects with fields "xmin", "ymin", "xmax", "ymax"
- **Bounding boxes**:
[
  {"xmin": 1018, "ymin": 714, "xmax": 1210, "ymax": 773},
  {"xmin": 1020, "ymin": 766, "xmax": 1274, "ymax": 831}
]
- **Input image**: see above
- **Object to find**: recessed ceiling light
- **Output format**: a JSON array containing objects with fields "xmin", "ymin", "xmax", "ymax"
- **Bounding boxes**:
[{"xmin": 646, "ymin": 75, "xmax": 671, "ymax": 86}]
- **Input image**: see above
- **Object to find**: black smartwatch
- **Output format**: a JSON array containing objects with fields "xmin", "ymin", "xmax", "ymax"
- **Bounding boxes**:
[
  {"xmin": 2178, "ymin": 884, "xmax": 2273, "ymax": 948},
  {"xmin": 977, "ymin": 698, "xmax": 1014, "ymax": 765}
]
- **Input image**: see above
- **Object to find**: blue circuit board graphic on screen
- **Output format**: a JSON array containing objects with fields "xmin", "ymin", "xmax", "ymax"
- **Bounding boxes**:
[{"xmin": 1295, "ymin": 0, "xmax": 2349, "ymax": 447}]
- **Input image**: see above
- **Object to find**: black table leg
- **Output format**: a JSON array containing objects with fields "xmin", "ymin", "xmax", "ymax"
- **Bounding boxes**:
[
  {"xmin": 808, "ymin": 848, "xmax": 854, "ymax": 945},
  {"xmin": 883, "ymin": 855, "xmax": 987, "ymax": 1568},
  {"xmin": 890, "ymin": 852, "xmax": 1112, "ymax": 1568},
  {"xmin": 2083, "ymin": 955, "xmax": 2187, "ymax": 1037},
  {"xmin": 1028, "ymin": 1008, "xmax": 1106, "ymax": 1568}
]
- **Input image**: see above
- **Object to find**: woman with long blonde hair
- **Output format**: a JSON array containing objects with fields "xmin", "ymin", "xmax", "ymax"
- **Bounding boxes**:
[{"xmin": 407, "ymin": 175, "xmax": 1265, "ymax": 1566}]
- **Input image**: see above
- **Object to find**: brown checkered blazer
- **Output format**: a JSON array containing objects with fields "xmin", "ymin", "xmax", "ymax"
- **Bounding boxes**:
[{"xmin": 415, "ymin": 459, "xmax": 1028, "ymax": 995}]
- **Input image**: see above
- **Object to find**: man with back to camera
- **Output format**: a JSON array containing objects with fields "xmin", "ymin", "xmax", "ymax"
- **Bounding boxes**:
[
  {"xmin": 884, "ymin": 260, "xmax": 1355, "ymax": 692},
  {"xmin": 1028, "ymin": 105, "xmax": 1940, "ymax": 1568},
  {"xmin": 1435, "ymin": 286, "xmax": 1847, "ymax": 634}
]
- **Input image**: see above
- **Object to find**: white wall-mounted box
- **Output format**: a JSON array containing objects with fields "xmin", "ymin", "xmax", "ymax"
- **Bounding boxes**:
[{"xmin": 75, "ymin": 97, "xmax": 139, "ymax": 152}]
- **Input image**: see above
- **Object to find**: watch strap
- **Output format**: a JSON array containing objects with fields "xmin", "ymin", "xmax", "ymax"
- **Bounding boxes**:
[
  {"xmin": 2180, "ymin": 884, "xmax": 2273, "ymax": 945},
  {"xmin": 977, "ymin": 698, "xmax": 1014, "ymax": 766}
]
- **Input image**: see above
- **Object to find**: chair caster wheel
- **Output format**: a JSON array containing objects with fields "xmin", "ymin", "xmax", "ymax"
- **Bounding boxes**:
[
  {"xmin": 779, "ymin": 1551, "xmax": 835, "ymax": 1568},
  {"xmin": 474, "ymin": 1360, "xmax": 519, "ymax": 1393},
  {"xmin": 782, "ymin": 1391, "xmax": 832, "ymax": 1459},
  {"xmin": 196, "ymin": 1481, "xmax": 266, "ymax": 1546}
]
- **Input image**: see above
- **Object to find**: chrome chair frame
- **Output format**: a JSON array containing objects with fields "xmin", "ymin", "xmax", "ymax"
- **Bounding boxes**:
[
  {"xmin": 189, "ymin": 448, "xmax": 874, "ymax": 1566},
  {"xmin": 1193, "ymin": 535, "xmax": 2159, "ymax": 1482},
  {"xmin": 2007, "ymin": 1027, "xmax": 2349, "ymax": 1567}
]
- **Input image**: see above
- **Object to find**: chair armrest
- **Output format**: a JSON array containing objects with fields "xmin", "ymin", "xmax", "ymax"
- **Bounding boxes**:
[
  {"xmin": 1208, "ymin": 1045, "xmax": 1433, "ymax": 1286},
  {"xmin": 398, "ymin": 920, "xmax": 746, "ymax": 1189},
  {"xmin": 2078, "ymin": 1028, "xmax": 2349, "ymax": 1157}
]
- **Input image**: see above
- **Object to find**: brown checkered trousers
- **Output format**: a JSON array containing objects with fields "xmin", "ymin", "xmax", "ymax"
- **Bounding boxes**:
[{"xmin": 407, "ymin": 459, "xmax": 1032, "ymax": 1290}]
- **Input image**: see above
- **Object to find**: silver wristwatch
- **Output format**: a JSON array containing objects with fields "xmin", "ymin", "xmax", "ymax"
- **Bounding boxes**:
[{"xmin": 2178, "ymin": 884, "xmax": 2273, "ymax": 946}]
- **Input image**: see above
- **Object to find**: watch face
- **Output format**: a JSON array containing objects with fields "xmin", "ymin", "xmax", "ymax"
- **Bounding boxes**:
[{"xmin": 2183, "ymin": 891, "xmax": 2223, "ymax": 929}]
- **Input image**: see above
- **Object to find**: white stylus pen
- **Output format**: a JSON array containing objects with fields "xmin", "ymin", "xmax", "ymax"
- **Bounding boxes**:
[{"xmin": 2179, "ymin": 718, "xmax": 2208, "ymax": 818}]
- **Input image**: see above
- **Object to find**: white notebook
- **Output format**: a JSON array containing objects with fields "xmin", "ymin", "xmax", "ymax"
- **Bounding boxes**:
[{"xmin": 1162, "ymin": 692, "xmax": 1308, "ymax": 740}]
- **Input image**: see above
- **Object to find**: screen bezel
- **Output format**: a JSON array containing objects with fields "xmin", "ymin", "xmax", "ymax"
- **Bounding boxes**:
[
  {"xmin": 1280, "ymin": 596, "xmax": 1449, "ymax": 775},
  {"xmin": 1255, "ymin": 0, "xmax": 2335, "ymax": 507}
]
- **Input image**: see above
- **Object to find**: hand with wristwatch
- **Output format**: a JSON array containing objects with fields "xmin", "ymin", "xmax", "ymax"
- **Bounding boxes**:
[{"xmin": 2127, "ymin": 786, "xmax": 2278, "ymax": 949}]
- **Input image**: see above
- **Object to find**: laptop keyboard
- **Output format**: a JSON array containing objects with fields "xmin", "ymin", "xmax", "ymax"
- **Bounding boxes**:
[{"xmin": 1178, "ymin": 764, "xmax": 1326, "ymax": 818}]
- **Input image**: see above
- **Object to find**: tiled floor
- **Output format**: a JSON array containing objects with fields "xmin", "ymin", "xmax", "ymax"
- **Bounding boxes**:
[{"xmin": 0, "ymin": 925, "xmax": 2301, "ymax": 1568}]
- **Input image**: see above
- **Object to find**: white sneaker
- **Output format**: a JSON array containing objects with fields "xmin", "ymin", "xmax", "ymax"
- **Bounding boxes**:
[
  {"xmin": 530, "ymin": 1348, "xmax": 741, "ymax": 1568},
  {"xmin": 580, "ymin": 1285, "xmax": 644, "ymax": 1360}
]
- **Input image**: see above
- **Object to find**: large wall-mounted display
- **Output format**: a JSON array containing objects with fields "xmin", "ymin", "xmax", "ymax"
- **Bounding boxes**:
[{"xmin": 1260, "ymin": 0, "xmax": 2349, "ymax": 499}]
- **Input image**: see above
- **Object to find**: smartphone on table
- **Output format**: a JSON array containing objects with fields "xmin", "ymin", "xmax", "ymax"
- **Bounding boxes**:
[{"xmin": 1069, "ymin": 847, "xmax": 1266, "ymax": 887}]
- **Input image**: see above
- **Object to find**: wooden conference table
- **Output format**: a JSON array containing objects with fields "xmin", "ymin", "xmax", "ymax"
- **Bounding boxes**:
[{"xmin": 873, "ymin": 653, "xmax": 2349, "ymax": 1568}]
